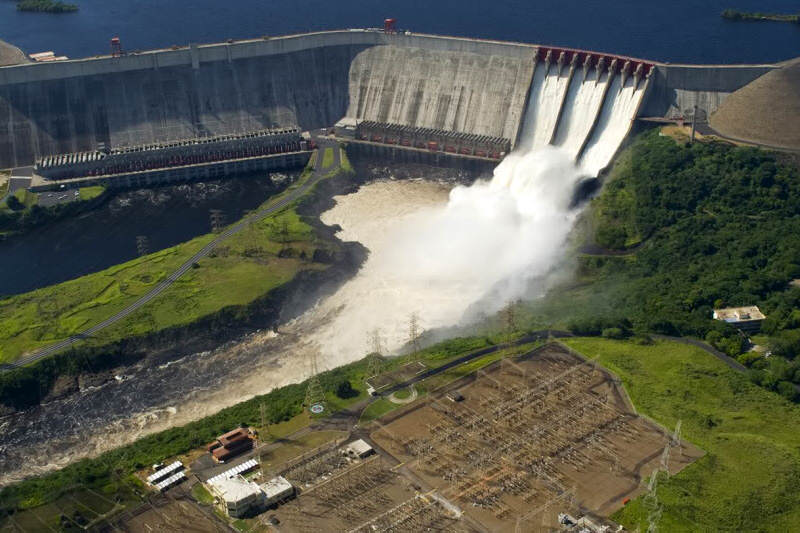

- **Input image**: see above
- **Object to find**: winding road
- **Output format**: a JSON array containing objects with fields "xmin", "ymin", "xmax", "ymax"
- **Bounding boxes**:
[{"xmin": 2, "ymin": 140, "xmax": 340, "ymax": 371}]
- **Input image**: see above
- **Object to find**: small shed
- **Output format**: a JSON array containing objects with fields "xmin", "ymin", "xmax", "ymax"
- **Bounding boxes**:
[
  {"xmin": 344, "ymin": 439, "xmax": 375, "ymax": 459},
  {"xmin": 446, "ymin": 391, "xmax": 465, "ymax": 402}
]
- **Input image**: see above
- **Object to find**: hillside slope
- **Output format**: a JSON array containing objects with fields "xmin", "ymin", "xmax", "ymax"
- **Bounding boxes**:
[{"xmin": 710, "ymin": 58, "xmax": 800, "ymax": 150}]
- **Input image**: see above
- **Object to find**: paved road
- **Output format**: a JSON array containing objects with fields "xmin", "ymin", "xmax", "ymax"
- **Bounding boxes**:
[{"xmin": 2, "ymin": 141, "xmax": 337, "ymax": 371}]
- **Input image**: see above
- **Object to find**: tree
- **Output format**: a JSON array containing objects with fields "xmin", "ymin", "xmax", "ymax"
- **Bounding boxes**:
[
  {"xmin": 776, "ymin": 381, "xmax": 798, "ymax": 402},
  {"xmin": 6, "ymin": 194, "xmax": 23, "ymax": 211},
  {"xmin": 335, "ymin": 380, "xmax": 357, "ymax": 399}
]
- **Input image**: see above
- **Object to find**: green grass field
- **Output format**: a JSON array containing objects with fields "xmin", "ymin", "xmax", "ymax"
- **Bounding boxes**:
[
  {"xmin": 78, "ymin": 185, "xmax": 106, "ymax": 201},
  {"xmin": 0, "ymin": 167, "xmax": 329, "ymax": 363},
  {"xmin": 191, "ymin": 484, "xmax": 214, "ymax": 506},
  {"xmin": 10, "ymin": 187, "xmax": 38, "ymax": 209},
  {"xmin": 321, "ymin": 147, "xmax": 334, "ymax": 168},
  {"xmin": 563, "ymin": 337, "xmax": 800, "ymax": 532}
]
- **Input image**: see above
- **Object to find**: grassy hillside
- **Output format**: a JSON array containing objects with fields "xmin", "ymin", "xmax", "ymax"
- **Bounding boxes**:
[
  {"xmin": 565, "ymin": 337, "xmax": 800, "ymax": 532},
  {"xmin": 0, "ymin": 166, "xmax": 330, "ymax": 364}
]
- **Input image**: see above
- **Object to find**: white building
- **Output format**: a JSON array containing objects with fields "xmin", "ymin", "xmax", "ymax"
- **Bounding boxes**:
[
  {"xmin": 344, "ymin": 439, "xmax": 375, "ymax": 459},
  {"xmin": 209, "ymin": 475, "xmax": 265, "ymax": 518},
  {"xmin": 712, "ymin": 306, "xmax": 766, "ymax": 332},
  {"xmin": 261, "ymin": 476, "xmax": 295, "ymax": 506}
]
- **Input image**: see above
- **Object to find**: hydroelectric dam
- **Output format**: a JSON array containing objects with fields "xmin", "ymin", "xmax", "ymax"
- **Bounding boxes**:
[{"xmin": 0, "ymin": 28, "xmax": 781, "ymax": 180}]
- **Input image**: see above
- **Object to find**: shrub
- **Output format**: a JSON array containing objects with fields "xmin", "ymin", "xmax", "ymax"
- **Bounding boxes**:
[
  {"xmin": 6, "ymin": 195, "xmax": 23, "ymax": 211},
  {"xmin": 335, "ymin": 380, "xmax": 357, "ymax": 399},
  {"xmin": 776, "ymin": 381, "xmax": 799, "ymax": 402},
  {"xmin": 737, "ymin": 351, "xmax": 763, "ymax": 367},
  {"xmin": 601, "ymin": 327, "xmax": 625, "ymax": 339}
]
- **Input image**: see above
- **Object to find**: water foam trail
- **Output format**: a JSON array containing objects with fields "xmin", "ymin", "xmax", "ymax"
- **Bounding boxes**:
[
  {"xmin": 579, "ymin": 76, "xmax": 646, "ymax": 175},
  {"xmin": 304, "ymin": 144, "xmax": 586, "ymax": 363}
]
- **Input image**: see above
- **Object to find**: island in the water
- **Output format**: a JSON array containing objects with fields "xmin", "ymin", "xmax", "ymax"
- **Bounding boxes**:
[{"xmin": 722, "ymin": 9, "xmax": 799, "ymax": 24}]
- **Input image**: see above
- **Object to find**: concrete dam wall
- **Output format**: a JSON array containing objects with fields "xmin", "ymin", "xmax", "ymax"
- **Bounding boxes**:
[
  {"xmin": 0, "ymin": 30, "xmax": 782, "ymax": 169},
  {"xmin": 345, "ymin": 45, "xmax": 534, "ymax": 142}
]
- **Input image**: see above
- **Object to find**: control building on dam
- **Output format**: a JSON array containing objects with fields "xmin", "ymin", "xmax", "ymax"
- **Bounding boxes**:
[{"xmin": 0, "ymin": 28, "xmax": 783, "ymax": 185}]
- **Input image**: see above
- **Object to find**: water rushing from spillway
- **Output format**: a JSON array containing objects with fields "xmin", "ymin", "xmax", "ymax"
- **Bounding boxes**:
[
  {"xmin": 0, "ymin": 55, "xmax": 649, "ymax": 486},
  {"xmin": 524, "ymin": 59, "xmax": 647, "ymax": 173}
]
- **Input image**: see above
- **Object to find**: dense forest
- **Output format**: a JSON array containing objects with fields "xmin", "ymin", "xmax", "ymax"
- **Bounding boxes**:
[{"xmin": 573, "ymin": 129, "xmax": 800, "ymax": 399}]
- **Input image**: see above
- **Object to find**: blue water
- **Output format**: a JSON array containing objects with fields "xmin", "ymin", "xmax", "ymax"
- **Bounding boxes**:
[{"xmin": 0, "ymin": 0, "xmax": 798, "ymax": 64}]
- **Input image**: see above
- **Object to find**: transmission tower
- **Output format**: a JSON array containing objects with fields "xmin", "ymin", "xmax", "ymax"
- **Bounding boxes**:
[
  {"xmin": 643, "ymin": 468, "xmax": 662, "ymax": 533},
  {"xmin": 408, "ymin": 312, "xmax": 422, "ymax": 361},
  {"xmin": 663, "ymin": 420, "xmax": 682, "ymax": 474},
  {"xmin": 367, "ymin": 353, "xmax": 384, "ymax": 379},
  {"xmin": 643, "ymin": 420, "xmax": 682, "ymax": 533},
  {"xmin": 503, "ymin": 299, "xmax": 520, "ymax": 333},
  {"xmin": 305, "ymin": 352, "xmax": 326, "ymax": 413},
  {"xmin": 135, "ymin": 235, "xmax": 149, "ymax": 256},
  {"xmin": 209, "ymin": 209, "xmax": 225, "ymax": 233},
  {"xmin": 366, "ymin": 328, "xmax": 384, "ymax": 378},
  {"xmin": 260, "ymin": 401, "xmax": 271, "ymax": 439}
]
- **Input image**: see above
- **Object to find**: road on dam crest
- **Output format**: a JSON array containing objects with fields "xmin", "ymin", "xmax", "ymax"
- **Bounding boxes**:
[{"xmin": 0, "ymin": 139, "xmax": 340, "ymax": 372}]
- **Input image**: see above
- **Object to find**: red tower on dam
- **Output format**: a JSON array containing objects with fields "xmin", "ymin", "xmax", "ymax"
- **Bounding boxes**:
[
  {"xmin": 110, "ymin": 37, "xmax": 123, "ymax": 58},
  {"xmin": 384, "ymin": 18, "xmax": 397, "ymax": 33}
]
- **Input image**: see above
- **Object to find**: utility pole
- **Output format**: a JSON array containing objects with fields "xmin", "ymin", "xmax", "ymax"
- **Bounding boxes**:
[{"xmin": 135, "ymin": 235, "xmax": 149, "ymax": 256}]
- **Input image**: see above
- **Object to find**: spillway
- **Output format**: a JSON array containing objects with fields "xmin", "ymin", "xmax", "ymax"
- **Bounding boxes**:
[
  {"xmin": 553, "ymin": 69, "xmax": 610, "ymax": 157},
  {"xmin": 579, "ymin": 75, "xmax": 647, "ymax": 175},
  {"xmin": 524, "ymin": 61, "xmax": 572, "ymax": 150},
  {"xmin": 509, "ymin": 52, "xmax": 649, "ymax": 176}
]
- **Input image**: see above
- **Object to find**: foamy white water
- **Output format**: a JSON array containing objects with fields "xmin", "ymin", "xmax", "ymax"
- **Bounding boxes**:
[
  {"xmin": 530, "ymin": 68, "xmax": 571, "ymax": 149},
  {"xmin": 579, "ymin": 76, "xmax": 646, "ymax": 175},
  {"xmin": 553, "ymin": 69, "xmax": 610, "ymax": 157}
]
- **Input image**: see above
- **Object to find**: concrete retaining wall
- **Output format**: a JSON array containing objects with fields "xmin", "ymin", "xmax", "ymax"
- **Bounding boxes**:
[{"xmin": 643, "ymin": 64, "xmax": 777, "ymax": 119}]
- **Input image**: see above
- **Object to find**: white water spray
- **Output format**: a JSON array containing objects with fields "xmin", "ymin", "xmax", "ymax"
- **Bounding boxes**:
[{"xmin": 307, "ymin": 148, "xmax": 585, "ymax": 363}]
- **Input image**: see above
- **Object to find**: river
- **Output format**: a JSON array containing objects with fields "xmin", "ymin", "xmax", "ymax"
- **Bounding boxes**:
[
  {"xmin": 0, "ymin": 0, "xmax": 798, "ymax": 64},
  {"xmin": 0, "ymin": 178, "xmax": 452, "ymax": 486},
  {"xmin": 0, "ymin": 174, "xmax": 293, "ymax": 296}
]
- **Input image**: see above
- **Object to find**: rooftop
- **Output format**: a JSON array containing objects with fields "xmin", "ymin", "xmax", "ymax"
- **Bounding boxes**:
[
  {"xmin": 345, "ymin": 439, "xmax": 374, "ymax": 457},
  {"xmin": 261, "ymin": 476, "xmax": 293, "ymax": 499},
  {"xmin": 713, "ymin": 306, "xmax": 766, "ymax": 323},
  {"xmin": 211, "ymin": 475, "xmax": 262, "ymax": 503}
]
